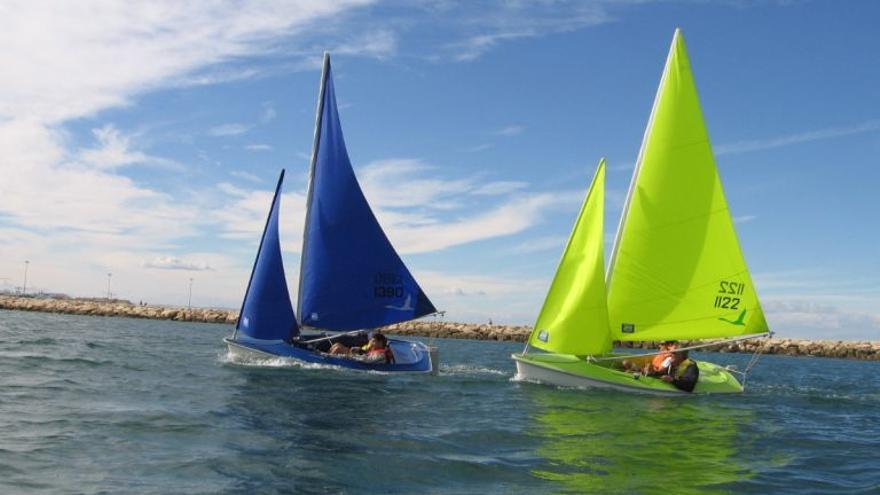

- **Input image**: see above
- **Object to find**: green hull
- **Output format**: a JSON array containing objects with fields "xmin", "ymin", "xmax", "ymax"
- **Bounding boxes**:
[{"xmin": 512, "ymin": 352, "xmax": 743, "ymax": 395}]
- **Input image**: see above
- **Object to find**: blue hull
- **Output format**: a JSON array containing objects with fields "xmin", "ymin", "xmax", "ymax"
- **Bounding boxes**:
[{"xmin": 224, "ymin": 336, "xmax": 436, "ymax": 373}]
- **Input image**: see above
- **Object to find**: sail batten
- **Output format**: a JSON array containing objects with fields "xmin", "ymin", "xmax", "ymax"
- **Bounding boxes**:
[
  {"xmin": 528, "ymin": 159, "xmax": 611, "ymax": 356},
  {"xmin": 606, "ymin": 30, "xmax": 768, "ymax": 342},
  {"xmin": 298, "ymin": 55, "xmax": 436, "ymax": 331}
]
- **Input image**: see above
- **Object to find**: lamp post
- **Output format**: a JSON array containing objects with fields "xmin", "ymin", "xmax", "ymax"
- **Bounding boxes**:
[
  {"xmin": 187, "ymin": 277, "xmax": 194, "ymax": 309},
  {"xmin": 23, "ymin": 260, "xmax": 29, "ymax": 295},
  {"xmin": 106, "ymin": 272, "xmax": 112, "ymax": 300}
]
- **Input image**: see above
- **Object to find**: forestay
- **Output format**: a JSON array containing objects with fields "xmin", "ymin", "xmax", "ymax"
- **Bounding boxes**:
[
  {"xmin": 606, "ymin": 30, "xmax": 768, "ymax": 342},
  {"xmin": 529, "ymin": 160, "xmax": 612, "ymax": 356},
  {"xmin": 298, "ymin": 56, "xmax": 436, "ymax": 331}
]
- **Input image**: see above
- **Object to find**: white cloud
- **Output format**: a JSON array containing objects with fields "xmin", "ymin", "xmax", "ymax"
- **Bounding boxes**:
[
  {"xmin": 385, "ymin": 192, "xmax": 576, "ymax": 254},
  {"xmin": 716, "ymin": 120, "xmax": 880, "ymax": 155},
  {"xmin": 460, "ymin": 143, "xmax": 494, "ymax": 153},
  {"xmin": 442, "ymin": 2, "xmax": 611, "ymax": 61},
  {"xmin": 79, "ymin": 125, "xmax": 149, "ymax": 169},
  {"xmin": 0, "ymin": 0, "xmax": 375, "ymax": 306},
  {"xmin": 763, "ymin": 299, "xmax": 880, "ymax": 341},
  {"xmin": 494, "ymin": 124, "xmax": 525, "ymax": 136},
  {"xmin": 208, "ymin": 123, "xmax": 251, "ymax": 137},
  {"xmin": 358, "ymin": 159, "xmax": 472, "ymax": 209},
  {"xmin": 471, "ymin": 180, "xmax": 528, "ymax": 196},
  {"xmin": 509, "ymin": 236, "xmax": 567, "ymax": 255},
  {"xmin": 213, "ymin": 186, "xmax": 306, "ymax": 244},
  {"xmin": 330, "ymin": 29, "xmax": 397, "ymax": 59},
  {"xmin": 260, "ymin": 104, "xmax": 277, "ymax": 124},
  {"xmin": 212, "ymin": 158, "xmax": 580, "ymax": 256},
  {"xmin": 230, "ymin": 170, "xmax": 263, "ymax": 182},
  {"xmin": 0, "ymin": 119, "xmax": 197, "ymax": 243},
  {"xmin": 143, "ymin": 256, "xmax": 213, "ymax": 271},
  {"xmin": 751, "ymin": 269, "xmax": 880, "ymax": 339},
  {"xmin": 0, "ymin": 1, "xmax": 374, "ymax": 123},
  {"xmin": 734, "ymin": 215, "xmax": 757, "ymax": 224},
  {"xmin": 451, "ymin": 32, "xmax": 534, "ymax": 62},
  {"xmin": 245, "ymin": 143, "xmax": 273, "ymax": 151},
  {"xmin": 78, "ymin": 124, "xmax": 180, "ymax": 171},
  {"xmin": 352, "ymin": 158, "xmax": 581, "ymax": 254}
]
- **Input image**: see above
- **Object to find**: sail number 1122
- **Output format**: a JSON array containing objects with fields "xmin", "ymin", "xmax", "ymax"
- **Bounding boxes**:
[{"xmin": 714, "ymin": 281, "xmax": 744, "ymax": 310}]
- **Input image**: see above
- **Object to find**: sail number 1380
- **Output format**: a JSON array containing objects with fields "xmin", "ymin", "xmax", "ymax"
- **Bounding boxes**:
[{"xmin": 714, "ymin": 281, "xmax": 745, "ymax": 310}]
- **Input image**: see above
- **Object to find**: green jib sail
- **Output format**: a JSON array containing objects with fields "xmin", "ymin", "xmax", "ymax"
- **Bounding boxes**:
[
  {"xmin": 606, "ymin": 29, "xmax": 769, "ymax": 342},
  {"xmin": 529, "ymin": 159, "xmax": 612, "ymax": 355}
]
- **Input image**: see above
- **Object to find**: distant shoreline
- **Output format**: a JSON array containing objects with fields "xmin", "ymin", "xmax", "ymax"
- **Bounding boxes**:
[{"xmin": 2, "ymin": 295, "xmax": 878, "ymax": 360}]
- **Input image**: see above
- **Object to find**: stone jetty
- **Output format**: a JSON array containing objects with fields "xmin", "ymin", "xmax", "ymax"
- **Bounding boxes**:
[
  {"xmin": 2, "ymin": 295, "xmax": 878, "ymax": 360},
  {"xmin": 0, "ymin": 295, "xmax": 237, "ymax": 325}
]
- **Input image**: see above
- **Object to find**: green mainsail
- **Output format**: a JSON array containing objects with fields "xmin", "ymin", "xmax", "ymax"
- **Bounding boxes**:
[
  {"xmin": 528, "ymin": 159, "xmax": 612, "ymax": 355},
  {"xmin": 606, "ymin": 29, "xmax": 768, "ymax": 342}
]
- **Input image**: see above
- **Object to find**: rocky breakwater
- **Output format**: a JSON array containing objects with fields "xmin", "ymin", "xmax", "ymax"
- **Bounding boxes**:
[
  {"xmin": 387, "ymin": 321, "xmax": 880, "ymax": 361},
  {"xmin": 2, "ymin": 296, "xmax": 878, "ymax": 360},
  {"xmin": 0, "ymin": 295, "xmax": 237, "ymax": 325},
  {"xmin": 386, "ymin": 320, "xmax": 532, "ymax": 342}
]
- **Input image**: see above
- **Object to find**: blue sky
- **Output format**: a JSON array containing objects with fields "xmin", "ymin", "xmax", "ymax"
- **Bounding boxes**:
[{"xmin": 0, "ymin": 0, "xmax": 878, "ymax": 339}]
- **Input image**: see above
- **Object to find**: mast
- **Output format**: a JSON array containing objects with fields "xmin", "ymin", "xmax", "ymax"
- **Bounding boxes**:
[
  {"xmin": 233, "ymin": 169, "xmax": 286, "ymax": 341},
  {"xmin": 297, "ymin": 52, "xmax": 330, "ymax": 321},
  {"xmin": 605, "ymin": 28, "xmax": 682, "ymax": 295}
]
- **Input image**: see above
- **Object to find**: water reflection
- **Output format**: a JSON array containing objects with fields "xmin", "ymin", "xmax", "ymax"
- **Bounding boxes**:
[
  {"xmin": 525, "ymin": 386, "xmax": 754, "ymax": 494},
  {"xmin": 218, "ymin": 366, "xmax": 402, "ymax": 492}
]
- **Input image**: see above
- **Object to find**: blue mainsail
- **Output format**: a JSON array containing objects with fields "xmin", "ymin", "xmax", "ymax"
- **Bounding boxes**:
[
  {"xmin": 298, "ymin": 57, "xmax": 436, "ymax": 330},
  {"xmin": 236, "ymin": 170, "xmax": 299, "ymax": 340}
]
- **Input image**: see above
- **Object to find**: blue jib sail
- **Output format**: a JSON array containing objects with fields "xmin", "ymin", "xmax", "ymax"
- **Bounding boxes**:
[
  {"xmin": 299, "ymin": 59, "xmax": 436, "ymax": 330},
  {"xmin": 236, "ymin": 170, "xmax": 299, "ymax": 340}
]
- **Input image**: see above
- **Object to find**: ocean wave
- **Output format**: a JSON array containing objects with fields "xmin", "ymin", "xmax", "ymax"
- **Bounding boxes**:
[
  {"xmin": 12, "ymin": 337, "xmax": 57, "ymax": 345},
  {"xmin": 440, "ymin": 363, "xmax": 508, "ymax": 376},
  {"xmin": 218, "ymin": 351, "xmax": 353, "ymax": 372}
]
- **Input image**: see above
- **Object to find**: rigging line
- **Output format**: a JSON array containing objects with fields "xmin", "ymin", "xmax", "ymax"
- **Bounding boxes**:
[
  {"xmin": 739, "ymin": 331, "xmax": 773, "ymax": 388},
  {"xmin": 588, "ymin": 332, "xmax": 770, "ymax": 362}
]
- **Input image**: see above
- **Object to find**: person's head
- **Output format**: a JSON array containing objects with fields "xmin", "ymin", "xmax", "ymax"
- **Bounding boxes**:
[
  {"xmin": 662, "ymin": 340, "xmax": 678, "ymax": 350},
  {"xmin": 370, "ymin": 333, "xmax": 388, "ymax": 349}
]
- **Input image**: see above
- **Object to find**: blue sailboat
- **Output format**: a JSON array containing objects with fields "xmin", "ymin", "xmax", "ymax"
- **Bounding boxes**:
[{"xmin": 224, "ymin": 54, "xmax": 438, "ymax": 373}]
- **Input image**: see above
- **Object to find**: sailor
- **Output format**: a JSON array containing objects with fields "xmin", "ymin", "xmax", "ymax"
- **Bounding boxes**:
[
  {"xmin": 661, "ymin": 349, "xmax": 699, "ymax": 392},
  {"xmin": 621, "ymin": 340, "xmax": 676, "ymax": 374},
  {"xmin": 329, "ymin": 333, "xmax": 394, "ymax": 364},
  {"xmin": 358, "ymin": 333, "xmax": 395, "ymax": 364},
  {"xmin": 645, "ymin": 340, "xmax": 677, "ymax": 375}
]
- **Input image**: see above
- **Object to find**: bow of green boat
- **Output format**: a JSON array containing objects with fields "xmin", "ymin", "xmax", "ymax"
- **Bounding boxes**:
[{"xmin": 512, "ymin": 352, "xmax": 743, "ymax": 395}]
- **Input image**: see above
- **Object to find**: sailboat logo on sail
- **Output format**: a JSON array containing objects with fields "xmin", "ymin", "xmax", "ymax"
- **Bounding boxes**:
[
  {"xmin": 386, "ymin": 294, "xmax": 414, "ymax": 311},
  {"xmin": 719, "ymin": 309, "xmax": 747, "ymax": 326}
]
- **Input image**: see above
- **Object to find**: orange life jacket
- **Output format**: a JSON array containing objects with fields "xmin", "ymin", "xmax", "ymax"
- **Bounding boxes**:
[
  {"xmin": 368, "ymin": 347, "xmax": 394, "ymax": 364},
  {"xmin": 651, "ymin": 352, "xmax": 672, "ymax": 371}
]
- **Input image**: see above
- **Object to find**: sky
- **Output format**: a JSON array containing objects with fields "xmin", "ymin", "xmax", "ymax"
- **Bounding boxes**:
[{"xmin": 0, "ymin": 0, "xmax": 878, "ymax": 340}]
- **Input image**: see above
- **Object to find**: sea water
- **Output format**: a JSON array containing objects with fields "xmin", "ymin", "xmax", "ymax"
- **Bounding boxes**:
[{"xmin": 0, "ymin": 310, "xmax": 877, "ymax": 494}]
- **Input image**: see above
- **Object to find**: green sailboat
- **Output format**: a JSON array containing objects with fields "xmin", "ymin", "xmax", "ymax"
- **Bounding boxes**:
[{"xmin": 511, "ymin": 29, "xmax": 769, "ymax": 394}]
